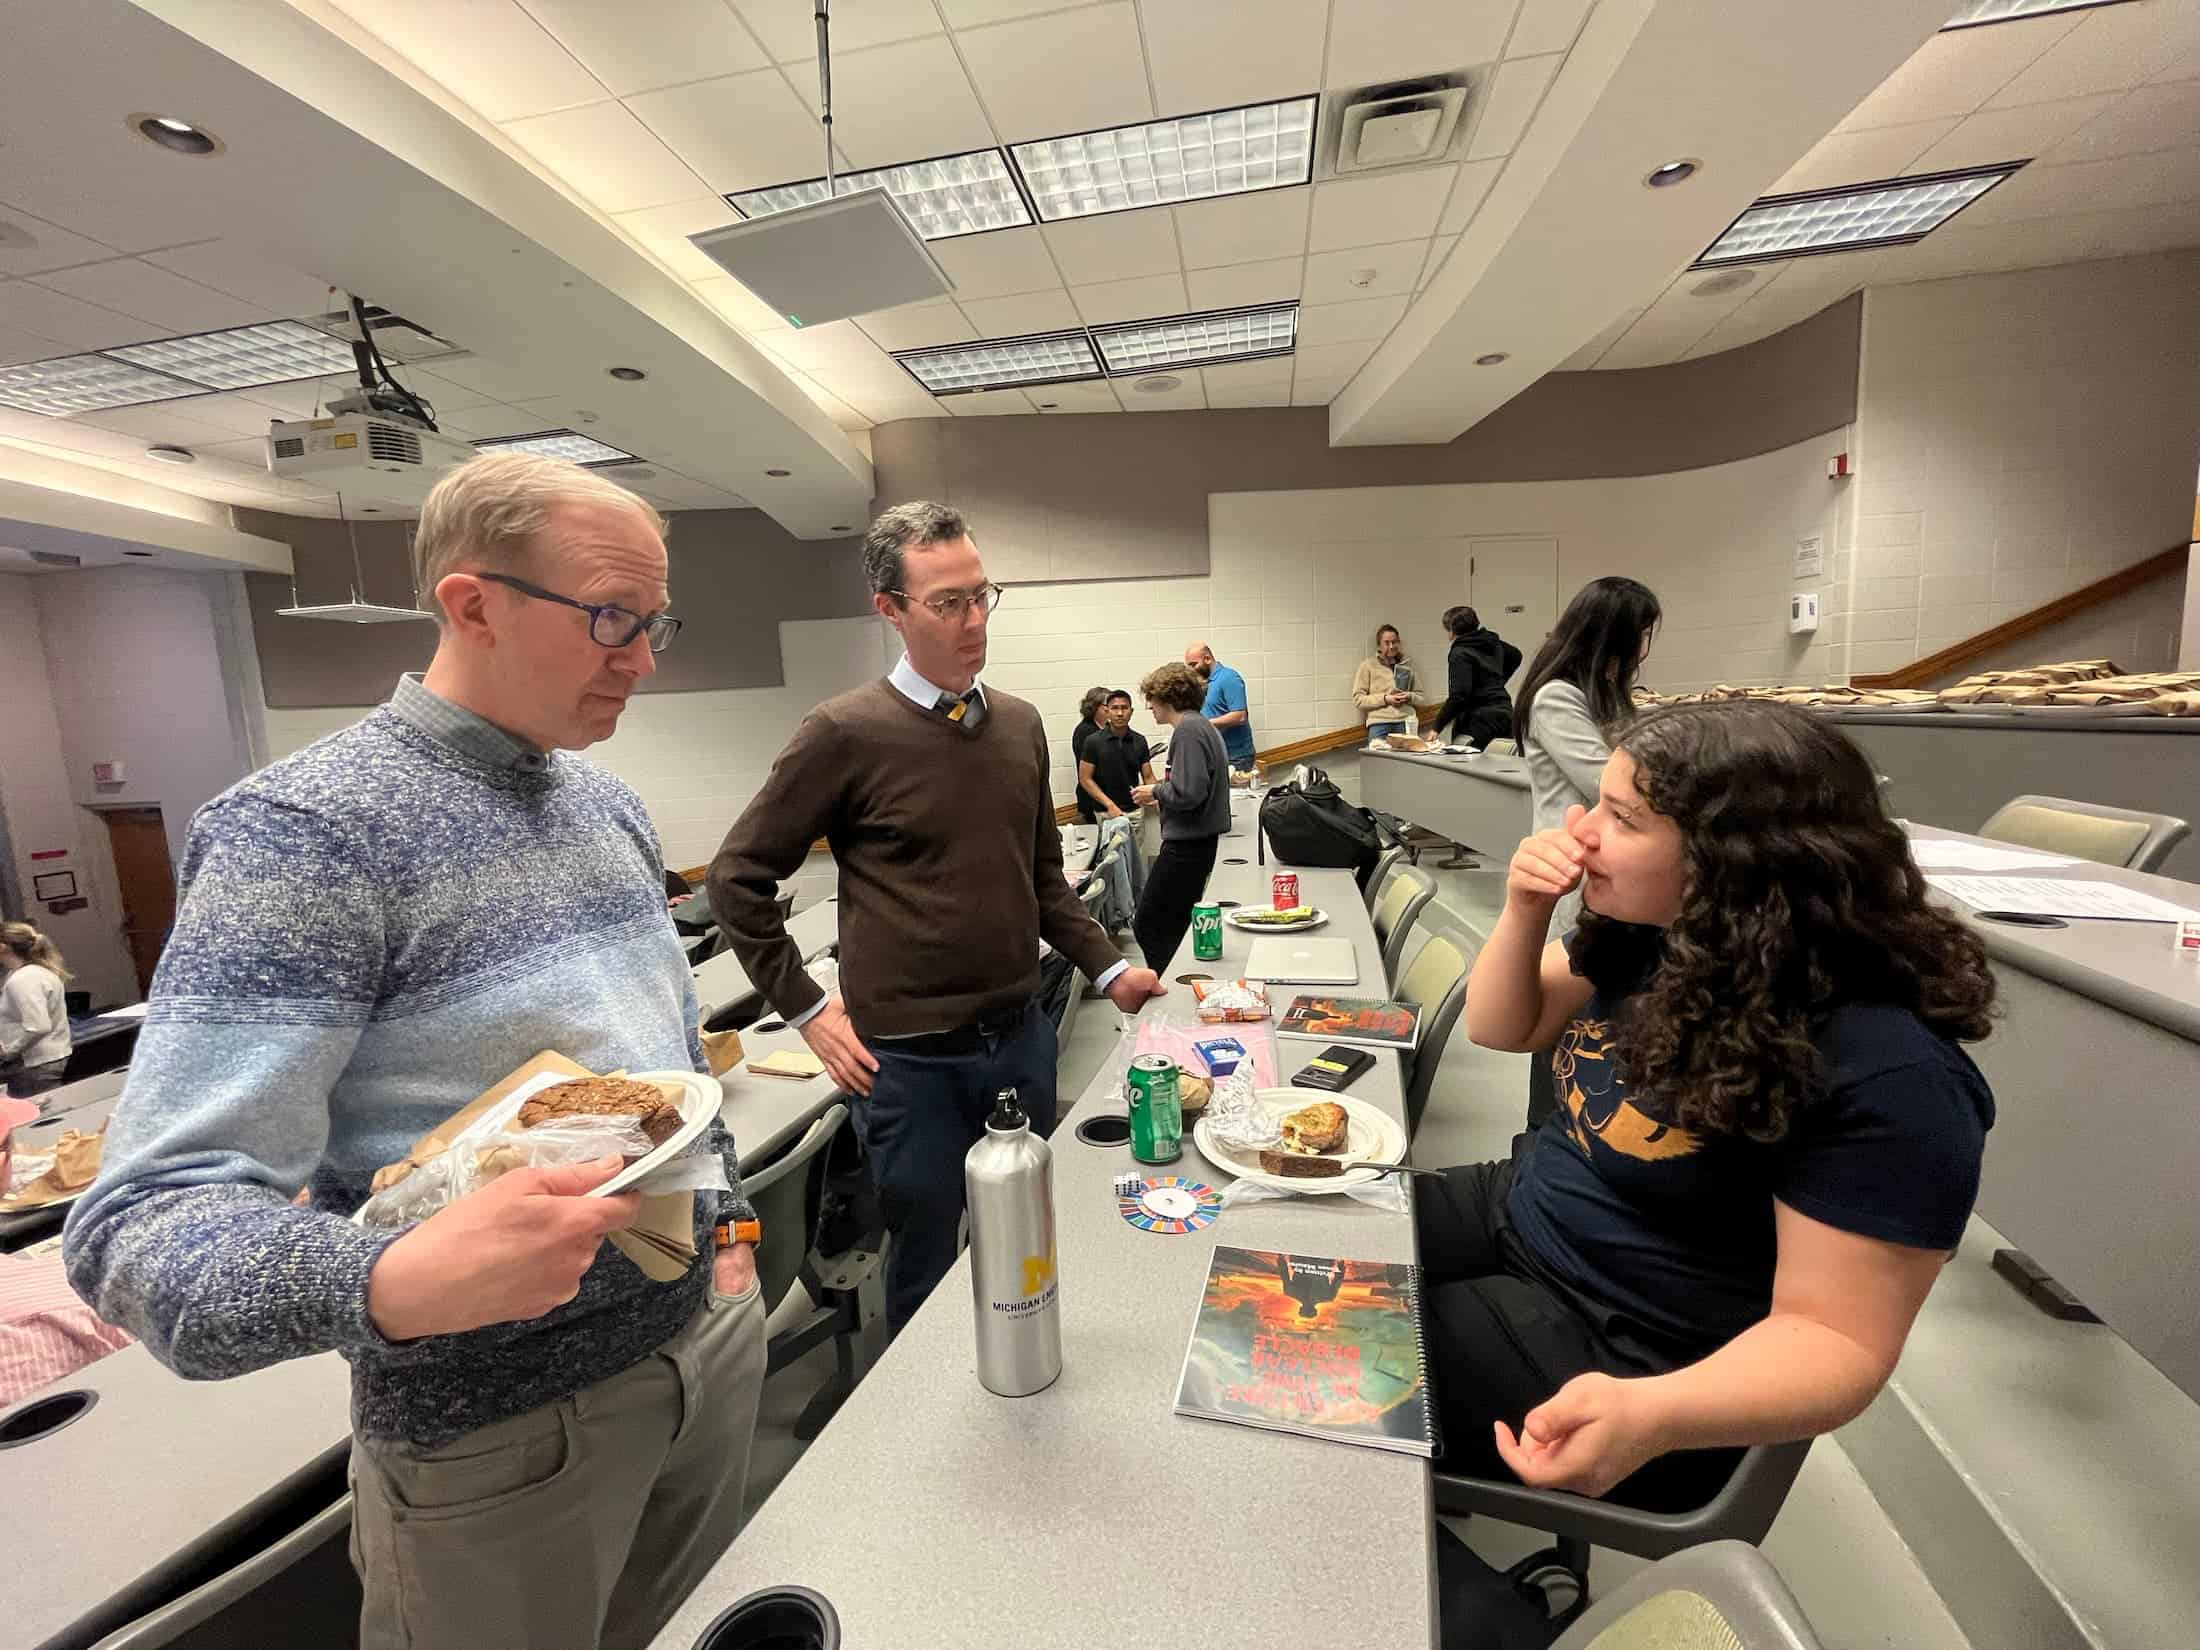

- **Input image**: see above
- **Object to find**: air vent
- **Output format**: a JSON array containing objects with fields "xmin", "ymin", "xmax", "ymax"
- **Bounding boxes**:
[
  {"xmin": 28, "ymin": 550, "xmax": 81, "ymax": 568},
  {"xmin": 1331, "ymin": 76, "xmax": 1470, "ymax": 175},
  {"xmin": 365, "ymin": 421, "xmax": 424, "ymax": 465},
  {"xmin": 271, "ymin": 435, "xmax": 305, "ymax": 459}
]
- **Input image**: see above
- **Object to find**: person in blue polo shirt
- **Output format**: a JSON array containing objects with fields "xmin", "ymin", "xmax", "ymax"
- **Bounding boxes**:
[{"xmin": 1183, "ymin": 640, "xmax": 1255, "ymax": 770}]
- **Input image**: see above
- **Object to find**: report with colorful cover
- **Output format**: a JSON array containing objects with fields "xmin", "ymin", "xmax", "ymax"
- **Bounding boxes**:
[
  {"xmin": 1174, "ymin": 1245, "xmax": 1437, "ymax": 1457},
  {"xmin": 1275, "ymin": 994, "xmax": 1422, "ymax": 1051}
]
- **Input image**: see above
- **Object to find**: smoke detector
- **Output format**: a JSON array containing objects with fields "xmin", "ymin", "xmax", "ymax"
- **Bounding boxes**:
[{"xmin": 1329, "ymin": 76, "xmax": 1470, "ymax": 175}]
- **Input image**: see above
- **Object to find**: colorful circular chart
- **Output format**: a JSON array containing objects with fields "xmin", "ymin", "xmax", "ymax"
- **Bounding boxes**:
[{"xmin": 1116, "ymin": 1175, "xmax": 1222, "ymax": 1235}]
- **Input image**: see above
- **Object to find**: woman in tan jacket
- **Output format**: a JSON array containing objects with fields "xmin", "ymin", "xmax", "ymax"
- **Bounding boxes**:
[{"xmin": 1353, "ymin": 623, "xmax": 1416, "ymax": 736}]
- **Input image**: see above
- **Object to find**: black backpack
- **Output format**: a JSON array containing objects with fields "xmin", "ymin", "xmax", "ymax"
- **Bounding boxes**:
[{"xmin": 1258, "ymin": 766, "xmax": 1404, "ymax": 890}]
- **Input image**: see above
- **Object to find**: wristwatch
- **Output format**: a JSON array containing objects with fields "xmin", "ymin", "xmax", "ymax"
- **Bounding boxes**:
[{"xmin": 713, "ymin": 1218, "xmax": 762, "ymax": 1250}]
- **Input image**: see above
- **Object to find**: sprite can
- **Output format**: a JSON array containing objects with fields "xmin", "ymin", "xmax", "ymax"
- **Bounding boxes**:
[
  {"xmin": 1126, "ymin": 1054, "xmax": 1184, "ymax": 1164},
  {"xmin": 1191, "ymin": 902, "xmax": 1223, "ymax": 961}
]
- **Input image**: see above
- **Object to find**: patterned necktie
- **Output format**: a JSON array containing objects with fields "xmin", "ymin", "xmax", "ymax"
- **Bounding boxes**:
[{"xmin": 936, "ymin": 688, "xmax": 981, "ymax": 728}]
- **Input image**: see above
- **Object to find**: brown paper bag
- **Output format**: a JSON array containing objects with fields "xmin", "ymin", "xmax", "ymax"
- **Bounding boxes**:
[{"xmin": 699, "ymin": 1026, "xmax": 745, "ymax": 1078}]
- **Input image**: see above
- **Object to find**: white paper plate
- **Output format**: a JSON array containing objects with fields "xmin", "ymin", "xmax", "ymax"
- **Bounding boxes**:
[
  {"xmin": 1192, "ymin": 1089, "xmax": 1406, "ymax": 1194},
  {"xmin": 1224, "ymin": 907, "xmax": 1330, "ymax": 934}
]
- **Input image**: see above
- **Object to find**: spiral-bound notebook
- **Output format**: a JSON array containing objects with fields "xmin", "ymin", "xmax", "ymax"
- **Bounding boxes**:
[{"xmin": 1173, "ymin": 1245, "xmax": 1437, "ymax": 1457}]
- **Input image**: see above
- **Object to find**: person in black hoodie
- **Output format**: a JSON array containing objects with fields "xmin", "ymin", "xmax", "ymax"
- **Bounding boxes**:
[{"xmin": 1433, "ymin": 605, "xmax": 1522, "ymax": 751}]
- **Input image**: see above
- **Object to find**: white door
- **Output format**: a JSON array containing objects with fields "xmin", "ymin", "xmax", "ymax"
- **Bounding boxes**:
[{"xmin": 1467, "ymin": 537, "xmax": 1559, "ymax": 694}]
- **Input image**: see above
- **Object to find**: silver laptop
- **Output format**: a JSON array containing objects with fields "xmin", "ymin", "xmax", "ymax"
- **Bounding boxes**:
[{"xmin": 1244, "ymin": 936, "xmax": 1360, "ymax": 986}]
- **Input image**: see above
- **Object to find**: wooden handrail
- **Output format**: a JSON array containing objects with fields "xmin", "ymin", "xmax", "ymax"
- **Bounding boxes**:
[{"xmin": 1851, "ymin": 543, "xmax": 2189, "ymax": 689}]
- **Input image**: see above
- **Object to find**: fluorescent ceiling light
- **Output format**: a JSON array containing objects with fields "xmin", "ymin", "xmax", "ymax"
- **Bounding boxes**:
[
  {"xmin": 728, "ymin": 149, "xmax": 1032, "ymax": 241},
  {"xmin": 0, "ymin": 353, "xmax": 199, "ymax": 416},
  {"xmin": 472, "ymin": 429, "xmax": 640, "ymax": 466},
  {"xmin": 1092, "ymin": 304, "xmax": 1298, "ymax": 376},
  {"xmin": 1011, "ymin": 97, "xmax": 1317, "ymax": 222},
  {"xmin": 1942, "ymin": 0, "xmax": 2131, "ymax": 27},
  {"xmin": 893, "ymin": 331, "xmax": 1103, "ymax": 395},
  {"xmin": 276, "ymin": 601, "xmax": 434, "ymax": 624},
  {"xmin": 107, "ymin": 321, "xmax": 357, "ymax": 391},
  {"xmin": 1693, "ymin": 164, "xmax": 2021, "ymax": 265}
]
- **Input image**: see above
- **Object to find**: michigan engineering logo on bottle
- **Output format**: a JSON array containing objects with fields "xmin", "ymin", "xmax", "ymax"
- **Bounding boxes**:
[{"xmin": 993, "ymin": 1248, "xmax": 1058, "ymax": 1317}]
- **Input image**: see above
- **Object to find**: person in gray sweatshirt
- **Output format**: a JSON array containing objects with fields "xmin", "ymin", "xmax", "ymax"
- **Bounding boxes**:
[{"xmin": 1131, "ymin": 661, "xmax": 1233, "ymax": 969}]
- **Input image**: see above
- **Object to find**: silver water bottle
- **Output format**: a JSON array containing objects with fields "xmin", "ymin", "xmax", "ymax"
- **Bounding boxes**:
[{"xmin": 965, "ymin": 1089, "xmax": 1062, "ymax": 1397}]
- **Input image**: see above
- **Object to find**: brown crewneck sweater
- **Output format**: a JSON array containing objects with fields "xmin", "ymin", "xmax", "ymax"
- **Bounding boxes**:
[{"xmin": 709, "ymin": 678, "xmax": 1123, "ymax": 1038}]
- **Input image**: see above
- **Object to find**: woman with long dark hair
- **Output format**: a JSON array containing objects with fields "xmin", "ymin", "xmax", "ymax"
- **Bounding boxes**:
[{"xmin": 1418, "ymin": 700, "xmax": 1996, "ymax": 1523}]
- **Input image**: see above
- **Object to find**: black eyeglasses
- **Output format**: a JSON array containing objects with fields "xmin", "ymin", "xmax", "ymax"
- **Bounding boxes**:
[
  {"xmin": 886, "ymin": 582, "xmax": 1005, "ymax": 623},
  {"xmin": 478, "ymin": 573, "xmax": 682, "ymax": 653}
]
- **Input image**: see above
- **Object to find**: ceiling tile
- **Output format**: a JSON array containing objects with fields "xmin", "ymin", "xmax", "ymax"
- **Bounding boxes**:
[
  {"xmin": 627, "ymin": 69, "xmax": 825, "ymax": 193},
  {"xmin": 1956, "ymin": 147, "xmax": 2199, "ymax": 226},
  {"xmin": 1419, "ymin": 234, "xmax": 1460, "ymax": 288},
  {"xmin": 957, "ymin": 4, "xmax": 1154, "ymax": 142},
  {"xmin": 139, "ymin": 243, "xmax": 338, "ymax": 318},
  {"xmin": 440, "ymin": 402, "xmax": 567, "ymax": 439},
  {"xmin": 1185, "ymin": 256, "xmax": 1304, "ymax": 308},
  {"xmin": 856, "ymin": 301, "xmax": 981, "ymax": 350},
  {"xmin": 1308, "ymin": 168, "xmax": 1455, "ymax": 251},
  {"xmin": 1987, "ymin": 0, "xmax": 2200, "ymax": 107},
  {"xmin": 1137, "ymin": 0, "xmax": 1327, "ymax": 112},
  {"xmin": 931, "ymin": 228, "xmax": 1063, "ymax": 298},
  {"xmin": 1836, "ymin": 14, "xmax": 2083, "ymax": 130},
  {"xmin": 1297, "ymin": 295, "xmax": 1409, "ymax": 346},
  {"xmin": 332, "ymin": 0, "xmax": 606, "ymax": 122},
  {"xmin": 1203, "ymin": 357, "xmax": 1293, "ymax": 405},
  {"xmin": 957, "ymin": 289, "xmax": 1084, "ymax": 336},
  {"xmin": 736, "ymin": 0, "xmax": 942, "ymax": 60},
  {"xmin": 502, "ymin": 100, "xmax": 705, "ymax": 212},
  {"xmin": 1118, "ymin": 370, "xmax": 1207, "ymax": 410},
  {"xmin": 1325, "ymin": 0, "xmax": 1518, "ymax": 91},
  {"xmin": 945, "ymin": 387, "xmax": 1039, "ymax": 415},
  {"xmin": 1771, "ymin": 120, "xmax": 1957, "ymax": 194},
  {"xmin": 1030, "ymin": 380, "xmax": 1122, "ymax": 411},
  {"xmin": 938, "ymin": 0, "xmax": 1089, "ymax": 23},
  {"xmin": 1303, "ymin": 240, "xmax": 1425, "ymax": 304},
  {"xmin": 1173, "ymin": 190, "xmax": 1312, "ymax": 268},
  {"xmin": 74, "ymin": 402, "xmax": 241, "ymax": 443},
  {"xmin": 810, "ymin": 352, "xmax": 939, "ymax": 404},
  {"xmin": 520, "ymin": 0, "xmax": 769, "ymax": 94},
  {"xmin": 756, "ymin": 318, "xmax": 895, "ymax": 375},
  {"xmin": 1467, "ymin": 52, "xmax": 1561, "ymax": 161},
  {"xmin": 1594, "ymin": 299, "xmax": 1724, "ymax": 370},
  {"xmin": 844, "ymin": 390, "xmax": 951, "ymax": 423},
  {"xmin": 1903, "ymin": 95, "xmax": 2121, "ymax": 176},
  {"xmin": 0, "ymin": 279, "xmax": 162, "ymax": 349},
  {"xmin": 1070, "ymin": 272, "xmax": 1190, "ymax": 325},
  {"xmin": 0, "ymin": 322, "xmax": 66, "ymax": 365},
  {"xmin": 32, "ymin": 259, "xmax": 266, "ymax": 333},
  {"xmin": 1506, "ymin": 0, "xmax": 1592, "ymax": 58},
  {"xmin": 234, "ymin": 379, "xmax": 354, "ymax": 420},
  {"xmin": 1437, "ymin": 156, "xmax": 1505, "ymax": 234},
  {"xmin": 1291, "ymin": 373, "xmax": 1346, "ymax": 405},
  {"xmin": 690, "ymin": 275, "xmax": 791, "ymax": 332},
  {"xmin": 0, "ymin": 205, "xmax": 119, "ymax": 277},
  {"xmin": 1294, "ymin": 338, "xmax": 1378, "ymax": 377},
  {"xmin": 2049, "ymin": 79, "xmax": 2200, "ymax": 162},
  {"xmin": 1041, "ymin": 211, "xmax": 1183, "ymax": 285},
  {"xmin": 830, "ymin": 36, "xmax": 996, "ymax": 167},
  {"xmin": 417, "ymin": 354, "xmax": 570, "ymax": 401},
  {"xmin": 614, "ymin": 198, "xmax": 743, "ymax": 282},
  {"xmin": 170, "ymin": 392, "xmax": 324, "ymax": 436}
]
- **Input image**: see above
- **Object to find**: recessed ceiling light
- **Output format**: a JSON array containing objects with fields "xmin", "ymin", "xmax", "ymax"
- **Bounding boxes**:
[
  {"xmin": 831, "ymin": 525, "xmax": 854, "ymax": 533},
  {"xmin": 1645, "ymin": 160, "xmax": 1699, "ymax": 188},
  {"xmin": 472, "ymin": 429, "xmax": 640, "ymax": 467},
  {"xmin": 764, "ymin": 468, "xmax": 792, "ymax": 477},
  {"xmin": 1036, "ymin": 402, "xmax": 1060, "ymax": 410},
  {"xmin": 1695, "ymin": 163, "xmax": 2022, "ymax": 265},
  {"xmin": 607, "ymin": 366, "xmax": 647, "ymax": 381},
  {"xmin": 144, "ymin": 444, "xmax": 196, "ymax": 464},
  {"xmin": 1690, "ymin": 268, "xmax": 1758, "ymax": 297},
  {"xmin": 893, "ymin": 330, "xmax": 1104, "ymax": 395},
  {"xmin": 123, "ymin": 549, "xmax": 157, "ymax": 558},
  {"xmin": 1345, "ymin": 268, "xmax": 1378, "ymax": 288},
  {"xmin": 129, "ymin": 113, "xmax": 221, "ymax": 156},
  {"xmin": 1131, "ymin": 375, "xmax": 1182, "ymax": 395},
  {"xmin": 0, "ymin": 353, "xmax": 198, "ymax": 416},
  {"xmin": 1942, "ymin": 0, "xmax": 2132, "ymax": 28},
  {"xmin": 728, "ymin": 148, "xmax": 1032, "ymax": 241},
  {"xmin": 1012, "ymin": 97, "xmax": 1317, "ymax": 223},
  {"xmin": 108, "ymin": 320, "xmax": 355, "ymax": 391},
  {"xmin": 1091, "ymin": 304, "xmax": 1296, "ymax": 377},
  {"xmin": 1474, "ymin": 352, "xmax": 1509, "ymax": 366}
]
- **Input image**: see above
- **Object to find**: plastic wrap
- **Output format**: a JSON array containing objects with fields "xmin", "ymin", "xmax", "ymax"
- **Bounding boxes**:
[
  {"xmin": 1218, "ymin": 1172, "xmax": 1407, "ymax": 1214},
  {"xmin": 1189, "ymin": 979, "xmax": 1270, "ymax": 1023}
]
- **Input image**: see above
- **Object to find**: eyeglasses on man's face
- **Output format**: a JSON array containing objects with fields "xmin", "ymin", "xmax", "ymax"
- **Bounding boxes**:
[
  {"xmin": 888, "ymin": 582, "xmax": 1006, "ymax": 624},
  {"xmin": 478, "ymin": 572, "xmax": 682, "ymax": 653}
]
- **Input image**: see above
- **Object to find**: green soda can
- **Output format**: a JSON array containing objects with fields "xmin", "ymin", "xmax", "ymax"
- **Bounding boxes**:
[
  {"xmin": 1191, "ymin": 903, "xmax": 1223, "ymax": 961},
  {"xmin": 1126, "ymin": 1054, "xmax": 1184, "ymax": 1164}
]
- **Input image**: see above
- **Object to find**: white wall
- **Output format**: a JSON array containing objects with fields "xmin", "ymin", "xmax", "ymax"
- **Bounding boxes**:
[
  {"xmin": 262, "ymin": 614, "xmax": 894, "ymax": 899},
  {"xmin": 1848, "ymin": 251, "xmax": 2200, "ymax": 679},
  {"xmin": 978, "ymin": 434, "xmax": 1856, "ymax": 804}
]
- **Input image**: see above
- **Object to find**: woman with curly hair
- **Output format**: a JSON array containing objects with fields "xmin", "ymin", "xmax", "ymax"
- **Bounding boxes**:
[{"xmin": 1419, "ymin": 699, "xmax": 1996, "ymax": 1514}]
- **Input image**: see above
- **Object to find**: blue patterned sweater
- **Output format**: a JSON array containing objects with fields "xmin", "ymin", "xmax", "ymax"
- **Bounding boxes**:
[{"xmin": 63, "ymin": 676, "xmax": 753, "ymax": 1445}]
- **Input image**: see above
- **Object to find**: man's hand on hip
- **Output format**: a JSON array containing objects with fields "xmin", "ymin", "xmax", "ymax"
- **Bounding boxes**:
[
  {"xmin": 800, "ymin": 993, "xmax": 879, "ymax": 1097},
  {"xmin": 1104, "ymin": 967, "xmax": 1166, "ymax": 1016},
  {"xmin": 366, "ymin": 1156, "xmax": 640, "ymax": 1343}
]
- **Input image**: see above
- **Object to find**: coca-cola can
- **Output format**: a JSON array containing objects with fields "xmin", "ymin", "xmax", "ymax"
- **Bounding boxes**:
[{"xmin": 1272, "ymin": 871, "xmax": 1299, "ymax": 911}]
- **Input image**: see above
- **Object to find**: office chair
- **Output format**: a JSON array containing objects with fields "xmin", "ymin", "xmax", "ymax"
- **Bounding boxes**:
[
  {"xmin": 1394, "ymin": 904, "xmax": 1476, "ymax": 1140},
  {"xmin": 1371, "ymin": 863, "xmax": 1438, "ymax": 986},
  {"xmin": 1547, "ymin": 1539, "xmax": 1824, "ymax": 1650},
  {"xmin": 1977, "ymin": 794, "xmax": 2189, "ymax": 873}
]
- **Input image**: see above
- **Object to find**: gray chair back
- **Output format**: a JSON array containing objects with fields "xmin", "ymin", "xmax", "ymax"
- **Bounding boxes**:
[
  {"xmin": 1371, "ymin": 863, "xmax": 1438, "ymax": 985},
  {"xmin": 741, "ymin": 1103, "xmax": 850, "ymax": 1317},
  {"xmin": 1393, "ymin": 900, "xmax": 1477, "ymax": 1139},
  {"xmin": 1551, "ymin": 1540, "xmax": 1824, "ymax": 1650},
  {"xmin": 1364, "ymin": 845, "xmax": 1409, "ymax": 912},
  {"xmin": 1484, "ymin": 736, "xmax": 1519, "ymax": 755},
  {"xmin": 1978, "ymin": 793, "xmax": 2189, "ymax": 873}
]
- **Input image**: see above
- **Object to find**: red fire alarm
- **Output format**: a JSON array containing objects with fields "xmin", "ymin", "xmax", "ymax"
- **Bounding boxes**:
[{"xmin": 1826, "ymin": 452, "xmax": 1853, "ymax": 479}]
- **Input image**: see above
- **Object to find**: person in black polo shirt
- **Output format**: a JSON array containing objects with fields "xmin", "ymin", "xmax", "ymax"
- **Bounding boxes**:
[
  {"xmin": 1418, "ymin": 699, "xmax": 1996, "ymax": 1516},
  {"xmin": 1075, "ymin": 689, "xmax": 1153, "ymax": 822}
]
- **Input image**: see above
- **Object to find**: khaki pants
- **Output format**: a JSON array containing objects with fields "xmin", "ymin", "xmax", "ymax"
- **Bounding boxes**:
[{"xmin": 350, "ymin": 1281, "xmax": 766, "ymax": 1650}]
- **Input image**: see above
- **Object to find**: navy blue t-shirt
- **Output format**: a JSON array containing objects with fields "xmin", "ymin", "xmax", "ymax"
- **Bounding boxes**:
[{"xmin": 1507, "ymin": 925, "xmax": 1995, "ymax": 1363}]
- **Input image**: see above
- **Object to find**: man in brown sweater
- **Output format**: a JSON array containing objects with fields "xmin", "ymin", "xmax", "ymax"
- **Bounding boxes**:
[{"xmin": 709, "ymin": 501, "xmax": 1164, "ymax": 1330}]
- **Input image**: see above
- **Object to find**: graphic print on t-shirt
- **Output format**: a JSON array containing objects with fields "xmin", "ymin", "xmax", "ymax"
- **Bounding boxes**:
[{"xmin": 1552, "ymin": 1015, "xmax": 1702, "ymax": 1164}]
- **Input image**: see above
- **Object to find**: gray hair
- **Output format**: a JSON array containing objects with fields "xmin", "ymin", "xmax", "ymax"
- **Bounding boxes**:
[
  {"xmin": 412, "ymin": 452, "xmax": 666, "ymax": 623},
  {"xmin": 863, "ymin": 500, "xmax": 968, "ymax": 598}
]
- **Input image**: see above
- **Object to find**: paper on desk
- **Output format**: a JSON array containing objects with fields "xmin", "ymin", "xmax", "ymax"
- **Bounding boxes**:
[
  {"xmin": 1926, "ymin": 875, "xmax": 2200, "ymax": 923},
  {"xmin": 98, "ymin": 1003, "xmax": 150, "ymax": 1021},
  {"xmin": 1908, "ymin": 840, "xmax": 2079, "ymax": 872}
]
